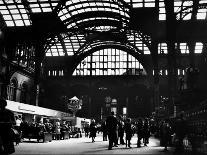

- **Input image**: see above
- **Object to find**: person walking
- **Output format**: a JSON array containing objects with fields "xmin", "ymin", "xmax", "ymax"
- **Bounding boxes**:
[
  {"xmin": 106, "ymin": 111, "xmax": 118, "ymax": 150},
  {"xmin": 0, "ymin": 98, "xmax": 16, "ymax": 155}
]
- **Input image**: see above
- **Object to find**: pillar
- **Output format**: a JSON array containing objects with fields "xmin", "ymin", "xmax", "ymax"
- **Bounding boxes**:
[
  {"xmin": 34, "ymin": 41, "xmax": 44, "ymax": 106},
  {"xmin": 126, "ymin": 96, "xmax": 129, "ymax": 117},
  {"xmin": 0, "ymin": 18, "xmax": 8, "ymax": 99},
  {"xmin": 165, "ymin": 0, "xmax": 178, "ymax": 115}
]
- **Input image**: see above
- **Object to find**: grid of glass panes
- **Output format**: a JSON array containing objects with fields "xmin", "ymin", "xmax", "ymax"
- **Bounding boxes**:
[
  {"xmin": 195, "ymin": 42, "xmax": 203, "ymax": 53},
  {"xmin": 46, "ymin": 34, "xmax": 86, "ymax": 56},
  {"xmin": 59, "ymin": 0, "xmax": 129, "ymax": 29},
  {"xmin": 46, "ymin": 42, "xmax": 65, "ymax": 56},
  {"xmin": 128, "ymin": 0, "xmax": 155, "ymax": 8},
  {"xmin": 73, "ymin": 48, "xmax": 143, "ymax": 76},
  {"xmin": 158, "ymin": 43, "xmax": 168, "ymax": 54},
  {"xmin": 198, "ymin": 0, "xmax": 207, "ymax": 20},
  {"xmin": 0, "ymin": 0, "xmax": 59, "ymax": 27},
  {"xmin": 0, "ymin": 1, "xmax": 31, "ymax": 26},
  {"xmin": 174, "ymin": 0, "xmax": 193, "ymax": 20},
  {"xmin": 127, "ymin": 31, "xmax": 150, "ymax": 54},
  {"xmin": 159, "ymin": 0, "xmax": 166, "ymax": 20},
  {"xmin": 179, "ymin": 43, "xmax": 189, "ymax": 54},
  {"xmin": 136, "ymin": 41, "xmax": 150, "ymax": 54},
  {"xmin": 29, "ymin": 0, "xmax": 58, "ymax": 13},
  {"xmin": 74, "ymin": 56, "xmax": 91, "ymax": 76},
  {"xmin": 158, "ymin": 43, "xmax": 189, "ymax": 54}
]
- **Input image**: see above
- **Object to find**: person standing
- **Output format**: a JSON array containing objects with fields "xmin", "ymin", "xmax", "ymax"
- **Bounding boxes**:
[
  {"xmin": 124, "ymin": 118, "xmax": 133, "ymax": 148},
  {"xmin": 55, "ymin": 120, "xmax": 61, "ymax": 140},
  {"xmin": 118, "ymin": 118, "xmax": 125, "ymax": 145},
  {"xmin": 106, "ymin": 111, "xmax": 118, "ymax": 150},
  {"xmin": 143, "ymin": 118, "xmax": 150, "ymax": 146},
  {"xmin": 89, "ymin": 119, "xmax": 96, "ymax": 142},
  {"xmin": 136, "ymin": 118, "xmax": 143, "ymax": 147},
  {"xmin": 0, "ymin": 98, "xmax": 16, "ymax": 154},
  {"xmin": 101, "ymin": 120, "xmax": 107, "ymax": 141},
  {"xmin": 161, "ymin": 119, "xmax": 172, "ymax": 151}
]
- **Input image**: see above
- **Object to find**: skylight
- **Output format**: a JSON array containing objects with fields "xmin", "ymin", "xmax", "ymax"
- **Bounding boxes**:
[
  {"xmin": 58, "ymin": 0, "xmax": 130, "ymax": 31},
  {"xmin": 45, "ymin": 34, "xmax": 86, "ymax": 56},
  {"xmin": 0, "ymin": 0, "xmax": 58, "ymax": 27},
  {"xmin": 0, "ymin": 1, "xmax": 31, "ymax": 26}
]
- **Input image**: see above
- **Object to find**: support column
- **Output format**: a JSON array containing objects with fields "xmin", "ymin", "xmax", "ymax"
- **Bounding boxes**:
[
  {"xmin": 188, "ymin": 42, "xmax": 196, "ymax": 68},
  {"xmin": 151, "ymin": 40, "xmax": 159, "ymax": 112},
  {"xmin": 150, "ymin": 0, "xmax": 160, "ymax": 113},
  {"xmin": 126, "ymin": 96, "xmax": 129, "ymax": 117},
  {"xmin": 0, "ymin": 18, "xmax": 8, "ymax": 99},
  {"xmin": 165, "ymin": 0, "xmax": 178, "ymax": 115},
  {"xmin": 34, "ymin": 41, "xmax": 44, "ymax": 106},
  {"xmin": 88, "ymin": 96, "xmax": 92, "ymax": 118}
]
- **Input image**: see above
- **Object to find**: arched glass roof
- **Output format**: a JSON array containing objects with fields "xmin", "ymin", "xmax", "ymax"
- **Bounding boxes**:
[
  {"xmin": 1, "ymin": 0, "xmax": 207, "ymax": 27},
  {"xmin": 0, "ymin": 0, "xmax": 206, "ymax": 57}
]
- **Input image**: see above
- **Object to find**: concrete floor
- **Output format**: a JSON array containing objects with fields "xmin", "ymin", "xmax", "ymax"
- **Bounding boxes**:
[{"xmin": 13, "ymin": 134, "xmax": 181, "ymax": 155}]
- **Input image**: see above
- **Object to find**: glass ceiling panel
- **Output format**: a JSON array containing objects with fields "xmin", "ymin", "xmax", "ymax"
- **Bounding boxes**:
[
  {"xmin": 0, "ymin": 0, "xmax": 59, "ymax": 27},
  {"xmin": 175, "ymin": 0, "xmax": 193, "ymax": 20},
  {"xmin": 127, "ymin": 30, "xmax": 150, "ymax": 54},
  {"xmin": 129, "ymin": 0, "xmax": 155, "ymax": 8},
  {"xmin": 58, "ymin": 0, "xmax": 130, "ymax": 31},
  {"xmin": 0, "ymin": 1, "xmax": 31, "ymax": 26},
  {"xmin": 46, "ymin": 34, "xmax": 86, "ymax": 56},
  {"xmin": 1, "ymin": 0, "xmax": 207, "ymax": 29}
]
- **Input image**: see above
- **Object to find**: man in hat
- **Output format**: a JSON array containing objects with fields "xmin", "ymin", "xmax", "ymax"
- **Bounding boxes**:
[{"xmin": 0, "ymin": 98, "xmax": 16, "ymax": 154}]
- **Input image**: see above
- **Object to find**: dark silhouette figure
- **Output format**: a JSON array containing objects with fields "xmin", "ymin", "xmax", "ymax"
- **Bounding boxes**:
[
  {"xmin": 118, "ymin": 119, "xmax": 125, "ymax": 145},
  {"xmin": 84, "ymin": 124, "xmax": 89, "ymax": 137},
  {"xmin": 161, "ymin": 119, "xmax": 172, "ymax": 151},
  {"xmin": 136, "ymin": 118, "xmax": 143, "ymax": 147},
  {"xmin": 89, "ymin": 119, "xmax": 96, "ymax": 142},
  {"xmin": 174, "ymin": 113, "xmax": 188, "ymax": 153},
  {"xmin": 0, "ymin": 98, "xmax": 16, "ymax": 154},
  {"xmin": 124, "ymin": 118, "xmax": 133, "ymax": 148},
  {"xmin": 106, "ymin": 111, "xmax": 118, "ymax": 150},
  {"xmin": 101, "ymin": 121, "xmax": 107, "ymax": 141},
  {"xmin": 143, "ymin": 118, "xmax": 150, "ymax": 146}
]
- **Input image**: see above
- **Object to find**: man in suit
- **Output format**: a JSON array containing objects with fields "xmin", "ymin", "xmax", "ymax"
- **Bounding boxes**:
[{"xmin": 106, "ymin": 111, "xmax": 118, "ymax": 150}]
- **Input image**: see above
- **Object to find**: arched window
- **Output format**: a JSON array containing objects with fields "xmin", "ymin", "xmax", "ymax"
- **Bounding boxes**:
[
  {"xmin": 7, "ymin": 78, "xmax": 18, "ymax": 101},
  {"xmin": 73, "ymin": 49, "xmax": 146, "ymax": 76}
]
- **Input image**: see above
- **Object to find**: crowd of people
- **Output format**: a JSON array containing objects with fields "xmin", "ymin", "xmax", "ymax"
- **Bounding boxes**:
[
  {"xmin": 88, "ymin": 111, "xmax": 188, "ymax": 153},
  {"xmin": 0, "ymin": 98, "xmax": 188, "ymax": 155}
]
